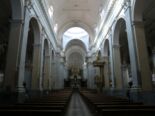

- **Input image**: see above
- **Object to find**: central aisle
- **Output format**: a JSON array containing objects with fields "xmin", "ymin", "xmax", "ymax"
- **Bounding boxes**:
[{"xmin": 65, "ymin": 90, "xmax": 93, "ymax": 116}]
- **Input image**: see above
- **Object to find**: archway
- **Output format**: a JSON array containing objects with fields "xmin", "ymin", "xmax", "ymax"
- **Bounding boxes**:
[
  {"xmin": 67, "ymin": 52, "xmax": 84, "ymax": 88},
  {"xmin": 24, "ymin": 18, "xmax": 40, "ymax": 90},
  {"xmin": 65, "ymin": 39, "xmax": 87, "ymax": 88},
  {"xmin": 59, "ymin": 24, "xmax": 93, "ymax": 47},
  {"xmin": 103, "ymin": 39, "xmax": 111, "ymax": 88},
  {"xmin": 113, "ymin": 18, "xmax": 131, "ymax": 89},
  {"xmin": 63, "ymin": 27, "xmax": 89, "ymax": 51}
]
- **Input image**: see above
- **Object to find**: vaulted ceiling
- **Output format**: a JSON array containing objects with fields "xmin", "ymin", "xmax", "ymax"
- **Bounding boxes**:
[
  {"xmin": 46, "ymin": 0, "xmax": 108, "ymax": 43},
  {"xmin": 45, "ymin": 0, "xmax": 109, "ymax": 69},
  {"xmin": 65, "ymin": 39, "xmax": 87, "ymax": 69}
]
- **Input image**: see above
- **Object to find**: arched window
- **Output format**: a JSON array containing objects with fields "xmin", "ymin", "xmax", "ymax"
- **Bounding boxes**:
[
  {"xmin": 63, "ymin": 27, "xmax": 89, "ymax": 51},
  {"xmin": 48, "ymin": 6, "xmax": 54, "ymax": 18}
]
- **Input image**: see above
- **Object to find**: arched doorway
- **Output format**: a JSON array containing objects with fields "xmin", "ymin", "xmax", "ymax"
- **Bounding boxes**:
[{"xmin": 113, "ymin": 18, "xmax": 131, "ymax": 89}]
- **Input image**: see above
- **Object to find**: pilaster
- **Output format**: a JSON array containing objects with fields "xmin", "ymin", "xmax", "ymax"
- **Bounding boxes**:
[{"xmin": 133, "ymin": 21, "xmax": 152, "ymax": 90}]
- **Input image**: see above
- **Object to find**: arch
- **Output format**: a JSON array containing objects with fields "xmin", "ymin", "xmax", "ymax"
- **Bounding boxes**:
[
  {"xmin": 65, "ymin": 39, "xmax": 87, "ymax": 52},
  {"xmin": 103, "ymin": 39, "xmax": 111, "ymax": 88},
  {"xmin": 112, "ymin": 18, "xmax": 131, "ymax": 88},
  {"xmin": 65, "ymin": 39, "xmax": 87, "ymax": 76},
  {"xmin": 43, "ymin": 39, "xmax": 50, "ymax": 58},
  {"xmin": 113, "ymin": 18, "xmax": 127, "ymax": 44},
  {"xmin": 103, "ymin": 39, "xmax": 110, "ymax": 56},
  {"xmin": 58, "ymin": 21, "xmax": 94, "ymax": 45},
  {"xmin": 24, "ymin": 17, "xmax": 41, "ymax": 90},
  {"xmin": 42, "ymin": 39, "xmax": 50, "ymax": 90},
  {"xmin": 66, "ymin": 46, "xmax": 86, "ymax": 59},
  {"xmin": 65, "ymin": 39, "xmax": 87, "ymax": 66},
  {"xmin": 30, "ymin": 18, "xmax": 41, "ymax": 44},
  {"xmin": 30, "ymin": 18, "xmax": 41, "ymax": 90}
]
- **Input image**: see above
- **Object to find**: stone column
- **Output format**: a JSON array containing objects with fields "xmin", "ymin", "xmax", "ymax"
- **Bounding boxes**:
[
  {"xmin": 53, "ymin": 55, "xmax": 60, "ymax": 89},
  {"xmin": 113, "ymin": 44, "xmax": 123, "ymax": 89},
  {"xmin": 18, "ymin": 9, "xmax": 31, "ymax": 93},
  {"xmin": 133, "ymin": 21, "xmax": 152, "ymax": 90},
  {"xmin": 83, "ymin": 65, "xmax": 87, "ymax": 80},
  {"xmin": 31, "ymin": 43, "xmax": 41, "ymax": 90},
  {"xmin": 121, "ymin": 64, "xmax": 129, "ymax": 88},
  {"xmin": 52, "ymin": 55, "xmax": 57, "ymax": 89},
  {"xmin": 109, "ymin": 33, "xmax": 115, "ymax": 88},
  {"xmin": 44, "ymin": 55, "xmax": 50, "ymax": 90},
  {"xmin": 125, "ymin": 5, "xmax": 139, "ymax": 87},
  {"xmin": 87, "ymin": 62, "xmax": 95, "ymax": 89},
  {"xmin": 39, "ymin": 36, "xmax": 44, "ymax": 91},
  {"xmin": 5, "ymin": 19, "xmax": 23, "ymax": 91},
  {"xmin": 60, "ymin": 63, "xmax": 65, "ymax": 89},
  {"xmin": 51, "ymin": 58, "xmax": 56, "ymax": 89},
  {"xmin": 48, "ymin": 47, "xmax": 52, "ymax": 90}
]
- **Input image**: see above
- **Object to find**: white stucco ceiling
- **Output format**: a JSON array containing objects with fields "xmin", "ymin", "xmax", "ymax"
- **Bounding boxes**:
[
  {"xmin": 46, "ymin": 0, "xmax": 108, "ymax": 42},
  {"xmin": 45, "ymin": 0, "xmax": 109, "ymax": 69}
]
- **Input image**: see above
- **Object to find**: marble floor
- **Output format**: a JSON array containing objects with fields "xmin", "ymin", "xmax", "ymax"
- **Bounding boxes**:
[{"xmin": 65, "ymin": 91, "xmax": 93, "ymax": 116}]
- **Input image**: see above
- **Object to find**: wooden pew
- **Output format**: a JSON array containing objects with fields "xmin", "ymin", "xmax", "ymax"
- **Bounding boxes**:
[
  {"xmin": 0, "ymin": 105, "xmax": 65, "ymax": 110},
  {"xmin": 0, "ymin": 109, "xmax": 62, "ymax": 116},
  {"xmin": 0, "ymin": 89, "xmax": 73, "ymax": 116},
  {"xmin": 97, "ymin": 104, "xmax": 155, "ymax": 109},
  {"xmin": 80, "ymin": 89, "xmax": 155, "ymax": 116},
  {"xmin": 101, "ymin": 109, "xmax": 155, "ymax": 116}
]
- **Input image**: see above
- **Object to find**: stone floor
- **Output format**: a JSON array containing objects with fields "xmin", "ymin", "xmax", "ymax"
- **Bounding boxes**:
[{"xmin": 65, "ymin": 90, "xmax": 93, "ymax": 116}]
